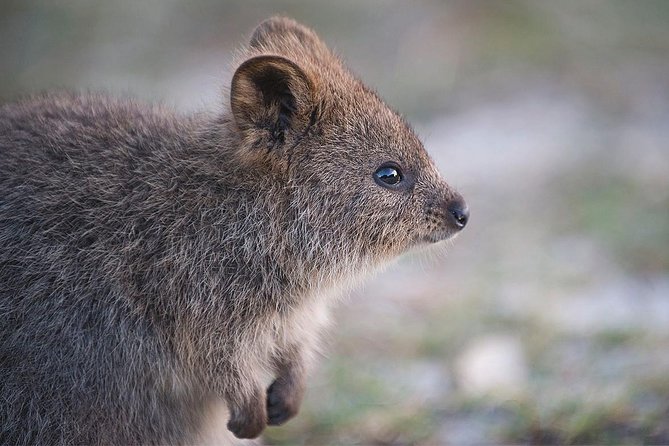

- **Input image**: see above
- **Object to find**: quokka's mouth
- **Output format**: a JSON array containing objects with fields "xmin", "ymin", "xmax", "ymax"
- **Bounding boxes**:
[{"xmin": 419, "ymin": 230, "xmax": 459, "ymax": 245}]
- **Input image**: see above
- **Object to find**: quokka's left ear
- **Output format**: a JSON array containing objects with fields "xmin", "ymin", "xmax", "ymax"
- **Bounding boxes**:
[
  {"xmin": 230, "ymin": 55, "xmax": 315, "ymax": 150},
  {"xmin": 249, "ymin": 16, "xmax": 328, "ymax": 58}
]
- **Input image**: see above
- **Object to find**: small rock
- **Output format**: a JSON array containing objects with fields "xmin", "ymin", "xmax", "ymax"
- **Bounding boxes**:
[{"xmin": 455, "ymin": 335, "xmax": 528, "ymax": 398}]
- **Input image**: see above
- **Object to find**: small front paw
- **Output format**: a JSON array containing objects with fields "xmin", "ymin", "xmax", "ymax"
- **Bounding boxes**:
[
  {"xmin": 266, "ymin": 379, "xmax": 302, "ymax": 426},
  {"xmin": 227, "ymin": 401, "xmax": 267, "ymax": 439}
]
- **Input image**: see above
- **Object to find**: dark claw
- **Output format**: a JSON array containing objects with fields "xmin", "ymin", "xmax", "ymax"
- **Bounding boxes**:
[
  {"xmin": 266, "ymin": 380, "xmax": 300, "ymax": 426},
  {"xmin": 227, "ymin": 404, "xmax": 266, "ymax": 439}
]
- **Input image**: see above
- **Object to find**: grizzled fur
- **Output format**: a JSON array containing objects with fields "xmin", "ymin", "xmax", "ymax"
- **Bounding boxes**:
[{"xmin": 0, "ymin": 17, "xmax": 466, "ymax": 444}]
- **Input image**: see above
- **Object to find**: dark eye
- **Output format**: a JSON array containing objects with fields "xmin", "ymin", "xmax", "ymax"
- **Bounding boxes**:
[{"xmin": 374, "ymin": 164, "xmax": 403, "ymax": 187}]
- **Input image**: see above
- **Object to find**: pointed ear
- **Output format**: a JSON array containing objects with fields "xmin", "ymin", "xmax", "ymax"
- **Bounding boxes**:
[
  {"xmin": 230, "ymin": 55, "xmax": 314, "ymax": 148},
  {"xmin": 249, "ymin": 16, "xmax": 326, "ymax": 56}
]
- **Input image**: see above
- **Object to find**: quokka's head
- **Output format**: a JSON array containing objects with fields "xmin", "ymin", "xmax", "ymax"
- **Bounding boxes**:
[{"xmin": 229, "ymin": 17, "xmax": 468, "ymax": 263}]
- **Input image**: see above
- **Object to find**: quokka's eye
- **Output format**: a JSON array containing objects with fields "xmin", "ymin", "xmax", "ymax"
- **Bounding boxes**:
[{"xmin": 374, "ymin": 164, "xmax": 403, "ymax": 187}]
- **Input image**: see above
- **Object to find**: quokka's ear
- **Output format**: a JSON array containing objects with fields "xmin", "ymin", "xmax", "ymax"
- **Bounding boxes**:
[
  {"xmin": 230, "ymin": 55, "xmax": 314, "ymax": 148},
  {"xmin": 249, "ymin": 16, "xmax": 327, "ymax": 56}
]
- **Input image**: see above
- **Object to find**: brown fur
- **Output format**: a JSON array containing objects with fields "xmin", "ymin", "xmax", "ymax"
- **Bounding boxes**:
[{"xmin": 0, "ymin": 17, "xmax": 467, "ymax": 444}]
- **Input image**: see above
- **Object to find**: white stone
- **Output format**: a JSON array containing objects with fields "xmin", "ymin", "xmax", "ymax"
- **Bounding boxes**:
[{"xmin": 455, "ymin": 335, "xmax": 528, "ymax": 398}]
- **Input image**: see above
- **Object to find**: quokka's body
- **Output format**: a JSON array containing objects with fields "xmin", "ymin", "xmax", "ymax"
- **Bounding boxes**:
[{"xmin": 0, "ymin": 17, "xmax": 468, "ymax": 444}]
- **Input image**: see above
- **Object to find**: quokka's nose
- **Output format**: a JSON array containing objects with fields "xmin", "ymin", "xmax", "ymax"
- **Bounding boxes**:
[{"xmin": 446, "ymin": 199, "xmax": 469, "ymax": 230}]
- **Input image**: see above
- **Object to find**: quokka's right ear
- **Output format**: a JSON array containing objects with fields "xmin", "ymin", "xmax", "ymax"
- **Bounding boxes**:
[{"xmin": 230, "ymin": 55, "xmax": 315, "ymax": 151}]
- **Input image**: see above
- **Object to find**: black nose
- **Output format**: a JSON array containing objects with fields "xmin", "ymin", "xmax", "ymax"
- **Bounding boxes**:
[{"xmin": 446, "ymin": 199, "xmax": 469, "ymax": 229}]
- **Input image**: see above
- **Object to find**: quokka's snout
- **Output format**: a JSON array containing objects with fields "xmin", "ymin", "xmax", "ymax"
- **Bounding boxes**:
[{"xmin": 446, "ymin": 196, "xmax": 469, "ymax": 230}]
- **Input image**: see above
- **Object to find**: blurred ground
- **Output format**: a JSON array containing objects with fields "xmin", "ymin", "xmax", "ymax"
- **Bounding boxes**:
[{"xmin": 2, "ymin": 1, "xmax": 668, "ymax": 444}]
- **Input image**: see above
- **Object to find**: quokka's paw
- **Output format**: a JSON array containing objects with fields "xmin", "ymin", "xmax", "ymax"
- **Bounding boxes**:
[
  {"xmin": 227, "ymin": 398, "xmax": 267, "ymax": 439},
  {"xmin": 266, "ymin": 378, "xmax": 303, "ymax": 426}
]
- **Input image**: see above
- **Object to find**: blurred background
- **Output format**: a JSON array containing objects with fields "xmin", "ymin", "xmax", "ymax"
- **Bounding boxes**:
[{"xmin": 2, "ymin": 0, "xmax": 668, "ymax": 444}]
